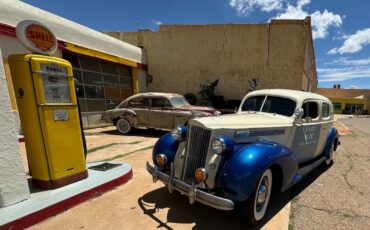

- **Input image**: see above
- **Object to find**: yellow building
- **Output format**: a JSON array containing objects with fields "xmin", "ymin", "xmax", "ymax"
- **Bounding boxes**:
[
  {"xmin": 317, "ymin": 88, "xmax": 370, "ymax": 115},
  {"xmin": 330, "ymin": 98, "xmax": 369, "ymax": 115},
  {"xmin": 0, "ymin": 0, "xmax": 147, "ymax": 129}
]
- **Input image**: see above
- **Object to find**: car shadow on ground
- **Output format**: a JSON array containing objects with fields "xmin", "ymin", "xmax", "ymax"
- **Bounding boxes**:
[
  {"xmin": 101, "ymin": 128, "xmax": 168, "ymax": 138},
  {"xmin": 138, "ymin": 164, "xmax": 332, "ymax": 229}
]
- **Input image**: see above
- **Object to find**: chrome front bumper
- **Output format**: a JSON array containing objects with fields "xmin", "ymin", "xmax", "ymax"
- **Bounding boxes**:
[{"xmin": 146, "ymin": 162, "xmax": 234, "ymax": 211}]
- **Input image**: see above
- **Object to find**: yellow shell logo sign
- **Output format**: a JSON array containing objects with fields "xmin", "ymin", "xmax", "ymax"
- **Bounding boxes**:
[{"xmin": 25, "ymin": 24, "xmax": 55, "ymax": 52}]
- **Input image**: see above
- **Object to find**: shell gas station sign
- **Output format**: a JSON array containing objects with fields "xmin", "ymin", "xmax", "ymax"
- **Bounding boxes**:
[{"xmin": 16, "ymin": 20, "xmax": 57, "ymax": 55}]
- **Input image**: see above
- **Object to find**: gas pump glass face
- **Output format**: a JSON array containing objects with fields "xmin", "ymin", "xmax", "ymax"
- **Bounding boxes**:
[{"xmin": 41, "ymin": 64, "xmax": 71, "ymax": 103}]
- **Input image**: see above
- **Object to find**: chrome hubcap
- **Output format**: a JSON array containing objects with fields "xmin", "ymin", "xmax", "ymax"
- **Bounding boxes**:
[
  {"xmin": 257, "ymin": 185, "xmax": 267, "ymax": 203},
  {"xmin": 256, "ymin": 177, "xmax": 269, "ymax": 212},
  {"xmin": 118, "ymin": 120, "xmax": 129, "ymax": 132}
]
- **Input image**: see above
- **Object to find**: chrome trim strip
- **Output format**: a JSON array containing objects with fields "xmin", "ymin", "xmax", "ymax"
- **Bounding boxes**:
[
  {"xmin": 147, "ymin": 162, "xmax": 234, "ymax": 211},
  {"xmin": 33, "ymin": 70, "xmax": 71, "ymax": 77},
  {"xmin": 235, "ymin": 129, "xmax": 285, "ymax": 139},
  {"xmin": 181, "ymin": 125, "xmax": 192, "ymax": 180},
  {"xmin": 38, "ymin": 103, "xmax": 75, "ymax": 107}
]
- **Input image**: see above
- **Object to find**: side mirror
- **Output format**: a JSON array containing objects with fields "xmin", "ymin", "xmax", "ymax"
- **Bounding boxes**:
[
  {"xmin": 293, "ymin": 108, "xmax": 304, "ymax": 126},
  {"xmin": 294, "ymin": 108, "xmax": 304, "ymax": 118}
]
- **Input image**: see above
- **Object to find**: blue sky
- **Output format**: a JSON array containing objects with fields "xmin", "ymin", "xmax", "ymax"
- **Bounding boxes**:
[{"xmin": 23, "ymin": 0, "xmax": 370, "ymax": 89}]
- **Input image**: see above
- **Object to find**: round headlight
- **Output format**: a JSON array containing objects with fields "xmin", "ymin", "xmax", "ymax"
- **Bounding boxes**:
[
  {"xmin": 212, "ymin": 138, "xmax": 225, "ymax": 155},
  {"xmin": 171, "ymin": 128, "xmax": 181, "ymax": 140},
  {"xmin": 171, "ymin": 126, "xmax": 187, "ymax": 141}
]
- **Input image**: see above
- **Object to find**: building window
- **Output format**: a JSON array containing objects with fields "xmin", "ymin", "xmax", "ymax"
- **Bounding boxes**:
[
  {"xmin": 62, "ymin": 51, "xmax": 133, "ymax": 112},
  {"xmin": 333, "ymin": 102, "xmax": 341, "ymax": 110},
  {"xmin": 344, "ymin": 103, "xmax": 363, "ymax": 115}
]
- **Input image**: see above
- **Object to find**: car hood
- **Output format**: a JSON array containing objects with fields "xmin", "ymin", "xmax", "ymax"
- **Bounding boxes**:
[{"xmin": 190, "ymin": 112, "xmax": 293, "ymax": 129}]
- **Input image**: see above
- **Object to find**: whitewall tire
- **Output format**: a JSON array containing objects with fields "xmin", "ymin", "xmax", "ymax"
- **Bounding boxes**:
[
  {"xmin": 325, "ymin": 142, "xmax": 334, "ymax": 166},
  {"xmin": 253, "ymin": 169, "xmax": 272, "ymax": 222},
  {"xmin": 241, "ymin": 168, "xmax": 273, "ymax": 226},
  {"xmin": 116, "ymin": 118, "xmax": 131, "ymax": 134}
]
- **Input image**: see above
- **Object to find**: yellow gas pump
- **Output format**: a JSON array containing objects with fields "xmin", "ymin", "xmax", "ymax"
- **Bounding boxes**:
[{"xmin": 9, "ymin": 54, "xmax": 87, "ymax": 189}]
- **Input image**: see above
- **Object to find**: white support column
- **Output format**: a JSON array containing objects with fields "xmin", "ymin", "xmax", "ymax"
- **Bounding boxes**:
[
  {"xmin": 137, "ymin": 68, "xmax": 147, "ymax": 93},
  {"xmin": 0, "ymin": 49, "xmax": 30, "ymax": 207}
]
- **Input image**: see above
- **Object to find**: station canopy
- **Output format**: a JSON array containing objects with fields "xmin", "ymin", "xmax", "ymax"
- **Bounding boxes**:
[{"xmin": 0, "ymin": 0, "xmax": 146, "ymax": 64}]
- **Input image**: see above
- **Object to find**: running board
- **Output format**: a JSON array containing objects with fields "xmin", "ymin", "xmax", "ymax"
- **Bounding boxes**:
[{"xmin": 290, "ymin": 155, "xmax": 327, "ymax": 187}]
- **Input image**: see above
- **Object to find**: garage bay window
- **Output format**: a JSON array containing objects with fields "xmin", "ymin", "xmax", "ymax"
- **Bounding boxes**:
[{"xmin": 62, "ymin": 52, "xmax": 133, "ymax": 112}]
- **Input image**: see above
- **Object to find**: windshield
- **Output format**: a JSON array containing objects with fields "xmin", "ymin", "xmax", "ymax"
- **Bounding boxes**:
[
  {"xmin": 241, "ymin": 95, "xmax": 296, "ymax": 117},
  {"xmin": 171, "ymin": 96, "xmax": 190, "ymax": 107}
]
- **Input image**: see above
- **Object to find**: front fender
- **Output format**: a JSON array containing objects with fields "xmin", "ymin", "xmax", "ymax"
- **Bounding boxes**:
[
  {"xmin": 152, "ymin": 132, "xmax": 179, "ymax": 169},
  {"xmin": 323, "ymin": 127, "xmax": 339, "ymax": 154},
  {"xmin": 119, "ymin": 109, "xmax": 138, "ymax": 126},
  {"xmin": 217, "ymin": 141, "xmax": 298, "ymax": 202}
]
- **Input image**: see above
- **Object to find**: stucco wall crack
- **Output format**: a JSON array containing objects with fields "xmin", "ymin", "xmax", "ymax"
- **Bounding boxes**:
[
  {"xmin": 267, "ymin": 24, "xmax": 270, "ymax": 66},
  {"xmin": 220, "ymin": 25, "xmax": 228, "ymax": 54}
]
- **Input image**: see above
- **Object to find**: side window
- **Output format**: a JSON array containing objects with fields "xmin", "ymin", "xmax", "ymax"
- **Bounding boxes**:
[
  {"xmin": 241, "ymin": 96, "xmax": 265, "ymax": 111},
  {"xmin": 151, "ymin": 97, "xmax": 172, "ymax": 108},
  {"xmin": 119, "ymin": 100, "xmax": 128, "ymax": 108},
  {"xmin": 129, "ymin": 97, "xmax": 149, "ymax": 108},
  {"xmin": 322, "ymin": 102, "xmax": 330, "ymax": 118},
  {"xmin": 302, "ymin": 101, "xmax": 318, "ymax": 119}
]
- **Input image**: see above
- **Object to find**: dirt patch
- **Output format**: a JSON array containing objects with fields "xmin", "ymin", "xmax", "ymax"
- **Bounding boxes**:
[{"xmin": 334, "ymin": 121, "xmax": 351, "ymax": 136}]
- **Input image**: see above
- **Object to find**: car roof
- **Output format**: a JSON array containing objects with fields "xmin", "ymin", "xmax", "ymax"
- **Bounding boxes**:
[
  {"xmin": 125, "ymin": 92, "xmax": 182, "ymax": 101},
  {"xmin": 247, "ymin": 89, "xmax": 330, "ymax": 102}
]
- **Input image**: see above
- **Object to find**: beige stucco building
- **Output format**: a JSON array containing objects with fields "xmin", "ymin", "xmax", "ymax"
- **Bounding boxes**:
[{"xmin": 106, "ymin": 17, "xmax": 317, "ymax": 103}]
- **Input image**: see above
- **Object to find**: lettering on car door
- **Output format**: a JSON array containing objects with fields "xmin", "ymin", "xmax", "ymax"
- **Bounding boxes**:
[{"xmin": 291, "ymin": 100, "xmax": 321, "ymax": 163}]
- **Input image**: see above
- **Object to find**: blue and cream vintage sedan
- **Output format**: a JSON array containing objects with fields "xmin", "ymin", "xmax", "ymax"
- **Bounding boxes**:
[{"xmin": 146, "ymin": 89, "xmax": 340, "ymax": 225}]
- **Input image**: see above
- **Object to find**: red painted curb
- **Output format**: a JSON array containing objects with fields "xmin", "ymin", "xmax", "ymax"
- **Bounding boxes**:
[{"xmin": 0, "ymin": 169, "xmax": 133, "ymax": 230}]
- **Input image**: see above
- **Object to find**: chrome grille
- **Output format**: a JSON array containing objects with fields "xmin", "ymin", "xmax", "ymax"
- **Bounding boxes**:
[{"xmin": 182, "ymin": 125, "xmax": 211, "ymax": 184}]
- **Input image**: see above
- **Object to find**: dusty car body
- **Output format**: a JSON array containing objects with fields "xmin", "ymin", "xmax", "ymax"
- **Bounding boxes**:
[
  {"xmin": 146, "ymin": 89, "xmax": 340, "ymax": 225},
  {"xmin": 102, "ymin": 92, "xmax": 220, "ymax": 134}
]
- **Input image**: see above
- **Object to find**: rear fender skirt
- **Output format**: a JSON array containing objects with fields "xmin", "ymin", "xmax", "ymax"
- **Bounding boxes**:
[
  {"xmin": 216, "ymin": 141, "xmax": 298, "ymax": 202},
  {"xmin": 323, "ymin": 127, "xmax": 339, "ymax": 154},
  {"xmin": 152, "ymin": 132, "xmax": 179, "ymax": 168}
]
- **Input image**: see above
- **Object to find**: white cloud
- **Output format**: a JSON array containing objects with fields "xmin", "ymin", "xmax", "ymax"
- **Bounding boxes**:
[
  {"xmin": 274, "ymin": 0, "xmax": 342, "ymax": 39},
  {"xmin": 152, "ymin": 20, "xmax": 162, "ymax": 26},
  {"xmin": 311, "ymin": 10, "xmax": 342, "ymax": 39},
  {"xmin": 317, "ymin": 67, "xmax": 370, "ymax": 82},
  {"xmin": 347, "ymin": 85, "xmax": 359, "ymax": 89},
  {"xmin": 228, "ymin": 0, "xmax": 342, "ymax": 39},
  {"xmin": 325, "ymin": 57, "xmax": 370, "ymax": 66},
  {"xmin": 229, "ymin": 0, "xmax": 284, "ymax": 15},
  {"xmin": 328, "ymin": 28, "xmax": 370, "ymax": 54}
]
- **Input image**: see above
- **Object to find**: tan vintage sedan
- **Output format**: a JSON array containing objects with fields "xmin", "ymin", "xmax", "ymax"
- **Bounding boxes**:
[{"xmin": 102, "ymin": 92, "xmax": 220, "ymax": 134}]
